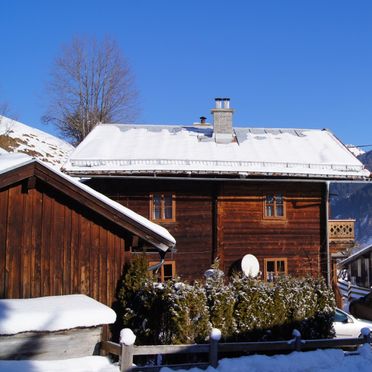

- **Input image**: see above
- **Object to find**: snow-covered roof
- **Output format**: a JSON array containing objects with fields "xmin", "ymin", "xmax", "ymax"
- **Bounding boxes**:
[
  {"xmin": 0, "ymin": 295, "xmax": 116, "ymax": 334},
  {"xmin": 64, "ymin": 124, "xmax": 370, "ymax": 180},
  {"xmin": 0, "ymin": 152, "xmax": 34, "ymax": 172},
  {"xmin": 339, "ymin": 244, "xmax": 372, "ymax": 266},
  {"xmin": 0, "ymin": 153, "xmax": 175, "ymax": 250}
]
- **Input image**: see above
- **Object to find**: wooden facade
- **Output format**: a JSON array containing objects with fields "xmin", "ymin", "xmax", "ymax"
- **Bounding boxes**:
[
  {"xmin": 0, "ymin": 160, "xmax": 173, "ymax": 306},
  {"xmin": 86, "ymin": 178, "xmax": 329, "ymax": 282}
]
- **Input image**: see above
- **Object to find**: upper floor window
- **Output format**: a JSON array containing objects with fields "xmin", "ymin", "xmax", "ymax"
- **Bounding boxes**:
[
  {"xmin": 150, "ymin": 193, "xmax": 175, "ymax": 222},
  {"xmin": 264, "ymin": 193, "xmax": 284, "ymax": 218}
]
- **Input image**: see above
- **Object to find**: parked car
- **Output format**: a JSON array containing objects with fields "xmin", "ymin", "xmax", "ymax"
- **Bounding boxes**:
[
  {"xmin": 349, "ymin": 292, "xmax": 372, "ymax": 321},
  {"xmin": 333, "ymin": 308, "xmax": 372, "ymax": 338}
]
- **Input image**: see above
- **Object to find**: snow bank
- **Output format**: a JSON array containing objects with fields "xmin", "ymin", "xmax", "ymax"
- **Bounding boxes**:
[
  {"xmin": 0, "ymin": 295, "xmax": 116, "ymax": 335},
  {"xmin": 161, "ymin": 347, "xmax": 372, "ymax": 372},
  {"xmin": 0, "ymin": 356, "xmax": 118, "ymax": 372}
]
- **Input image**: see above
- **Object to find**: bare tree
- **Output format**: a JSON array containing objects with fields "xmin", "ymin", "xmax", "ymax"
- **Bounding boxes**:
[{"xmin": 43, "ymin": 36, "xmax": 139, "ymax": 145}]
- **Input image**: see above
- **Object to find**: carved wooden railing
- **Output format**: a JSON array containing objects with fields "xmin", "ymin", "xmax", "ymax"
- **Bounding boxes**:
[{"xmin": 329, "ymin": 219, "xmax": 355, "ymax": 241}]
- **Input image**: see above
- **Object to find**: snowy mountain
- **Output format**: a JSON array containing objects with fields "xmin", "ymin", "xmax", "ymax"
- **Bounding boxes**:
[
  {"xmin": 345, "ymin": 144, "xmax": 365, "ymax": 157},
  {"xmin": 331, "ymin": 149, "xmax": 372, "ymax": 247},
  {"xmin": 0, "ymin": 115, "xmax": 73, "ymax": 167}
]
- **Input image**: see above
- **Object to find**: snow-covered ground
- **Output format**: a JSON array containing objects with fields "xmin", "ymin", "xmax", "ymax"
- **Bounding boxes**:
[
  {"xmin": 0, "ymin": 115, "xmax": 73, "ymax": 167},
  {"xmin": 0, "ymin": 356, "xmax": 119, "ymax": 372},
  {"xmin": 1, "ymin": 347, "xmax": 371, "ymax": 372},
  {"xmin": 162, "ymin": 344, "xmax": 372, "ymax": 372},
  {"xmin": 0, "ymin": 294, "xmax": 116, "ymax": 334}
]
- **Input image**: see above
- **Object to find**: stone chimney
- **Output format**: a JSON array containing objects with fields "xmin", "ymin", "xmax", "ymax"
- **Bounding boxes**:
[{"xmin": 211, "ymin": 98, "xmax": 234, "ymax": 143}]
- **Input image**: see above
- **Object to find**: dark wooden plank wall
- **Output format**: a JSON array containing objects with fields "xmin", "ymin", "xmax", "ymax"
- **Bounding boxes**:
[
  {"xmin": 88, "ymin": 179, "xmax": 215, "ymax": 281},
  {"xmin": 218, "ymin": 182, "xmax": 326, "ymax": 278},
  {"xmin": 87, "ymin": 178, "xmax": 326, "ymax": 281},
  {"xmin": 0, "ymin": 179, "xmax": 128, "ymax": 306}
]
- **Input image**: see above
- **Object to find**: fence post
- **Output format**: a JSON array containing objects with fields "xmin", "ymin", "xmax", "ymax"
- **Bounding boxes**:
[
  {"xmin": 120, "ymin": 328, "xmax": 136, "ymax": 372},
  {"xmin": 292, "ymin": 329, "xmax": 302, "ymax": 351},
  {"xmin": 209, "ymin": 328, "xmax": 221, "ymax": 368},
  {"xmin": 361, "ymin": 327, "xmax": 371, "ymax": 345}
]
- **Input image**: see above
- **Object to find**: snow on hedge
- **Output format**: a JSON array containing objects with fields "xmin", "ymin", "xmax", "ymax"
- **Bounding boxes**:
[
  {"xmin": 0, "ymin": 295, "xmax": 116, "ymax": 335},
  {"xmin": 0, "ymin": 356, "xmax": 118, "ymax": 372}
]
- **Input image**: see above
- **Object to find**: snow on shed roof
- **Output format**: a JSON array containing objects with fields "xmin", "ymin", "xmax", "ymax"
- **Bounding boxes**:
[
  {"xmin": 64, "ymin": 124, "xmax": 369, "ymax": 180},
  {"xmin": 339, "ymin": 244, "xmax": 372, "ymax": 267},
  {"xmin": 0, "ymin": 295, "xmax": 116, "ymax": 334},
  {"xmin": 0, "ymin": 153, "xmax": 175, "ymax": 250}
]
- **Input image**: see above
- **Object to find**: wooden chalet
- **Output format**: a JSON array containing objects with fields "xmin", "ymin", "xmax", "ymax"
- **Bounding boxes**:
[
  {"xmin": 63, "ymin": 98, "xmax": 370, "ymax": 283},
  {"xmin": 0, "ymin": 154, "xmax": 175, "ymax": 306}
]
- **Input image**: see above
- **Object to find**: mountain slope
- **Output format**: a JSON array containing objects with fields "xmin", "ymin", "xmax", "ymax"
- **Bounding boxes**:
[
  {"xmin": 0, "ymin": 116, "xmax": 73, "ymax": 167},
  {"xmin": 331, "ymin": 149, "xmax": 372, "ymax": 247}
]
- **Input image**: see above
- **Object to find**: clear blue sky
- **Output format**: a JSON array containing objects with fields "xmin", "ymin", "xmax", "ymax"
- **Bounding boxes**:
[{"xmin": 1, "ymin": 0, "xmax": 372, "ymax": 146}]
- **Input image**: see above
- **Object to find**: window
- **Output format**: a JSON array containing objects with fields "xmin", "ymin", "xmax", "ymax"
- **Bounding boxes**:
[
  {"xmin": 264, "ymin": 193, "xmax": 284, "ymax": 218},
  {"xmin": 264, "ymin": 258, "xmax": 287, "ymax": 282},
  {"xmin": 149, "ymin": 261, "xmax": 176, "ymax": 282},
  {"xmin": 150, "ymin": 193, "xmax": 175, "ymax": 222}
]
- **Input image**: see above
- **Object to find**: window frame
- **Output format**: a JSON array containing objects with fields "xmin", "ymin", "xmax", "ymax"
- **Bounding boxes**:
[
  {"xmin": 263, "ymin": 193, "xmax": 285, "ymax": 220},
  {"xmin": 148, "ymin": 260, "xmax": 176, "ymax": 282},
  {"xmin": 149, "ymin": 193, "xmax": 176, "ymax": 223},
  {"xmin": 264, "ymin": 258, "xmax": 288, "ymax": 282}
]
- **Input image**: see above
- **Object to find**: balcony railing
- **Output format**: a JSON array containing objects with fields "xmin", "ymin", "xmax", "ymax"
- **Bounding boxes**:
[{"xmin": 329, "ymin": 219, "xmax": 355, "ymax": 241}]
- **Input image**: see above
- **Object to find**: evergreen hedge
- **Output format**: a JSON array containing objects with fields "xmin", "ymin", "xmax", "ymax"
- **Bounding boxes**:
[{"xmin": 117, "ymin": 257, "xmax": 335, "ymax": 345}]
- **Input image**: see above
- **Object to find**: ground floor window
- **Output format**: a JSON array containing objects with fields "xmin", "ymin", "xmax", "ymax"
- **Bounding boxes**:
[
  {"xmin": 264, "ymin": 258, "xmax": 287, "ymax": 282},
  {"xmin": 149, "ymin": 260, "xmax": 176, "ymax": 282}
]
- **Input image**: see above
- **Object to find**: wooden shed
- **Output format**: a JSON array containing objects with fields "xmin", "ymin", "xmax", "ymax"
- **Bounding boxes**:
[{"xmin": 0, "ymin": 154, "xmax": 175, "ymax": 306}]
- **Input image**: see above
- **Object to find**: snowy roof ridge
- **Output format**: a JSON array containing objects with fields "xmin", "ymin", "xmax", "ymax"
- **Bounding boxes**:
[{"xmin": 0, "ymin": 153, "xmax": 175, "ymax": 249}]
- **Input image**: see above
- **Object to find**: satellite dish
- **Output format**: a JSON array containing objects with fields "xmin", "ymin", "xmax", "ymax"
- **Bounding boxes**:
[{"xmin": 241, "ymin": 254, "xmax": 260, "ymax": 278}]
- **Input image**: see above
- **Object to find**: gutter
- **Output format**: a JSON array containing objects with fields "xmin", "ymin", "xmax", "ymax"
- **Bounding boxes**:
[
  {"xmin": 76, "ymin": 174, "xmax": 371, "ymax": 184},
  {"xmin": 325, "ymin": 181, "xmax": 331, "ymax": 286}
]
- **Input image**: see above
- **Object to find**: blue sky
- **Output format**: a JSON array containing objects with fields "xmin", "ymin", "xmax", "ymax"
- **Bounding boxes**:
[{"xmin": 1, "ymin": 0, "xmax": 371, "ymax": 146}]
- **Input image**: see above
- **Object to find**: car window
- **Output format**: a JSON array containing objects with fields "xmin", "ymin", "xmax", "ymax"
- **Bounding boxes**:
[{"xmin": 334, "ymin": 310, "xmax": 348, "ymax": 323}]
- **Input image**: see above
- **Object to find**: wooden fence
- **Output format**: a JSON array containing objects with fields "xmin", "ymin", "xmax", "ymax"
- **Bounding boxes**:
[{"xmin": 100, "ymin": 327, "xmax": 372, "ymax": 372}]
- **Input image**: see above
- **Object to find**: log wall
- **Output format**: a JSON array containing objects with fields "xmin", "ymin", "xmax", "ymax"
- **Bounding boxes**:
[
  {"xmin": 0, "ymin": 177, "xmax": 129, "ymax": 306},
  {"xmin": 87, "ymin": 179, "xmax": 327, "ymax": 281}
]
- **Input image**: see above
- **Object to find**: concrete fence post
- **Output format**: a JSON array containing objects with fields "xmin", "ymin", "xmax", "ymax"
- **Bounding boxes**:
[
  {"xmin": 292, "ymin": 329, "xmax": 302, "ymax": 352},
  {"xmin": 120, "ymin": 328, "xmax": 136, "ymax": 372},
  {"xmin": 209, "ymin": 328, "xmax": 221, "ymax": 368}
]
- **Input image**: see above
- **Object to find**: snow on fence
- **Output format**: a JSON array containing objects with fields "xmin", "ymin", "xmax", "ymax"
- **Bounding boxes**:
[{"xmin": 101, "ymin": 327, "xmax": 372, "ymax": 372}]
